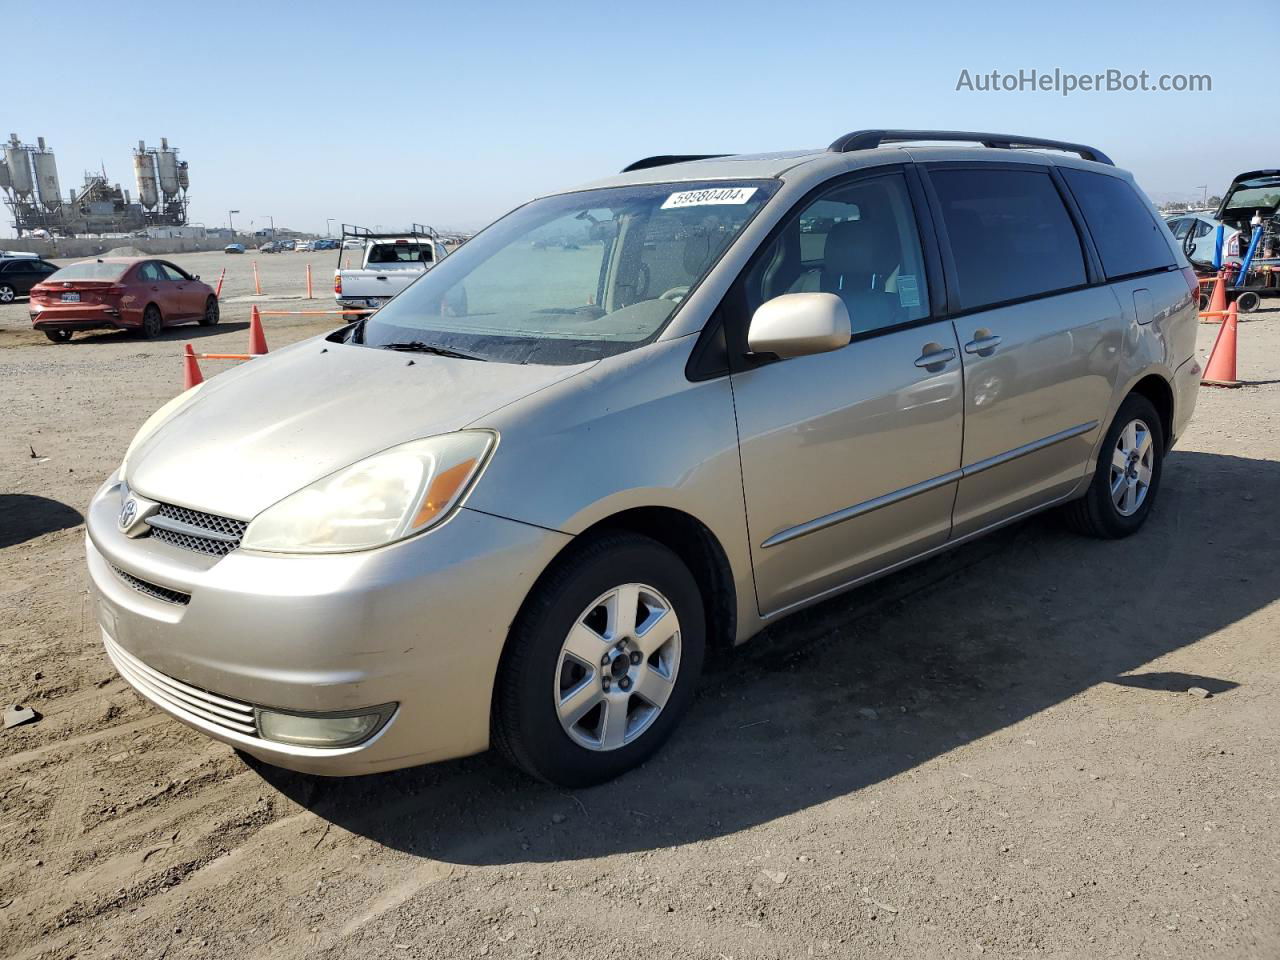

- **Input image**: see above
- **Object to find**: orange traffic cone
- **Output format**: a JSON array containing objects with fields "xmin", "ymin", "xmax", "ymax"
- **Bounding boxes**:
[
  {"xmin": 182, "ymin": 343, "xmax": 204, "ymax": 390},
  {"xmin": 1201, "ymin": 301, "xmax": 1241, "ymax": 388},
  {"xmin": 1202, "ymin": 269, "xmax": 1227, "ymax": 323},
  {"xmin": 248, "ymin": 305, "xmax": 269, "ymax": 356}
]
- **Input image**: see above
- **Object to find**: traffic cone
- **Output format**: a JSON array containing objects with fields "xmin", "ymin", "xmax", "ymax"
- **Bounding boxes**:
[
  {"xmin": 182, "ymin": 344, "xmax": 204, "ymax": 391},
  {"xmin": 1201, "ymin": 301, "xmax": 1241, "ymax": 388},
  {"xmin": 1203, "ymin": 269, "xmax": 1227, "ymax": 323},
  {"xmin": 248, "ymin": 305, "xmax": 269, "ymax": 356}
]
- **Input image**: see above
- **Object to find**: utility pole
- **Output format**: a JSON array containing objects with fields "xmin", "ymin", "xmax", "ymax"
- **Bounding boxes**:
[
  {"xmin": 228, "ymin": 209, "xmax": 240, "ymax": 235},
  {"xmin": 326, "ymin": 218, "xmax": 334, "ymax": 237}
]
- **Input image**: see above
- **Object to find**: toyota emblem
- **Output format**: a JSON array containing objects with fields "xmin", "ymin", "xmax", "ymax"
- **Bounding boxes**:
[{"xmin": 119, "ymin": 498, "xmax": 138, "ymax": 529}]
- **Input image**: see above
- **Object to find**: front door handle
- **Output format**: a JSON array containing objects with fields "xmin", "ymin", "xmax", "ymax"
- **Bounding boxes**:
[
  {"xmin": 914, "ymin": 344, "xmax": 957, "ymax": 370},
  {"xmin": 964, "ymin": 331, "xmax": 1002, "ymax": 356}
]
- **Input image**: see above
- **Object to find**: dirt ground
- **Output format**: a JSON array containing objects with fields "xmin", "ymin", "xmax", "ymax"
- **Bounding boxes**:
[{"xmin": 1, "ymin": 252, "xmax": 1277, "ymax": 959}]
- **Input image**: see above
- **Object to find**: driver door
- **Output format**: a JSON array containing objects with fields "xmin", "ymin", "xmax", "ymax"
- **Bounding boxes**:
[{"xmin": 729, "ymin": 170, "xmax": 965, "ymax": 616}]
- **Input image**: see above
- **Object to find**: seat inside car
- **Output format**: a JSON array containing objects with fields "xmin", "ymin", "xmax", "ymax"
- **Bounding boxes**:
[{"xmin": 818, "ymin": 201, "xmax": 903, "ymax": 333}]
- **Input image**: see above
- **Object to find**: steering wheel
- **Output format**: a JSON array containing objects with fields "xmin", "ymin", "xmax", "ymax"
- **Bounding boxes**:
[{"xmin": 659, "ymin": 285, "xmax": 691, "ymax": 302}]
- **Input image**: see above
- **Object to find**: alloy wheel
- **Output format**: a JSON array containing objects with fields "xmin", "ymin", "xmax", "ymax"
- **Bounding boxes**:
[
  {"xmin": 1110, "ymin": 418, "xmax": 1154, "ymax": 517},
  {"xmin": 554, "ymin": 582, "xmax": 681, "ymax": 751}
]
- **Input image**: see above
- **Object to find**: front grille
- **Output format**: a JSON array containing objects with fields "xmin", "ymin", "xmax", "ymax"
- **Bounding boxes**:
[
  {"xmin": 103, "ymin": 633, "xmax": 258, "ymax": 738},
  {"xmin": 111, "ymin": 564, "xmax": 191, "ymax": 605},
  {"xmin": 147, "ymin": 503, "xmax": 248, "ymax": 558}
]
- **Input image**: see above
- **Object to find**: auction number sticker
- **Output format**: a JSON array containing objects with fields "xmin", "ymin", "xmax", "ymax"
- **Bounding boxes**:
[{"xmin": 661, "ymin": 186, "xmax": 758, "ymax": 210}]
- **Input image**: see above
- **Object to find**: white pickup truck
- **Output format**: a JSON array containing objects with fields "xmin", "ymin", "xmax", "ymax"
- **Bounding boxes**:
[{"xmin": 333, "ymin": 227, "xmax": 448, "ymax": 312}]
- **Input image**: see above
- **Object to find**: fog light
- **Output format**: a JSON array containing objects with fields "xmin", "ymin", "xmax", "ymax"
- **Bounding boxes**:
[{"xmin": 256, "ymin": 703, "xmax": 395, "ymax": 748}]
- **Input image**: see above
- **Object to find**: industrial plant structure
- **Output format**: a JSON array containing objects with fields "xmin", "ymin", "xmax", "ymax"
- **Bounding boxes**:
[{"xmin": 1, "ymin": 134, "xmax": 191, "ymax": 236}]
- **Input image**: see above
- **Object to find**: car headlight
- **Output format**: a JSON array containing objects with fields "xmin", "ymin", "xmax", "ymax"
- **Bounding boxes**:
[
  {"xmin": 240, "ymin": 430, "xmax": 496, "ymax": 554},
  {"xmin": 120, "ymin": 382, "xmax": 206, "ymax": 484}
]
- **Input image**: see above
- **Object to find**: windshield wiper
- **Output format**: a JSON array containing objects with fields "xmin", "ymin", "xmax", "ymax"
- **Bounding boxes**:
[{"xmin": 378, "ymin": 341, "xmax": 486, "ymax": 361}]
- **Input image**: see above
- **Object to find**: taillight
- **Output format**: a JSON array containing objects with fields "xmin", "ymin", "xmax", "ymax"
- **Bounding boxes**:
[
  {"xmin": 1181, "ymin": 266, "xmax": 1199, "ymax": 302},
  {"xmin": 334, "ymin": 273, "xmax": 342, "ymax": 295},
  {"xmin": 102, "ymin": 284, "xmax": 126, "ymax": 299}
]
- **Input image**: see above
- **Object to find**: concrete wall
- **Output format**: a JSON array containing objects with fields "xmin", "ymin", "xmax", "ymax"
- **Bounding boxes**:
[{"xmin": 0, "ymin": 235, "xmax": 256, "ymax": 260}]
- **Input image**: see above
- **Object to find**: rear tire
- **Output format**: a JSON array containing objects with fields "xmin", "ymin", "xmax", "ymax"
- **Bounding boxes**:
[
  {"xmin": 43, "ymin": 328, "xmax": 72, "ymax": 343},
  {"xmin": 1063, "ymin": 393, "xmax": 1165, "ymax": 539},
  {"xmin": 0, "ymin": 284, "xmax": 15, "ymax": 303},
  {"xmin": 199, "ymin": 296, "xmax": 220, "ymax": 326},
  {"xmin": 1235, "ymin": 291, "xmax": 1260, "ymax": 314},
  {"xmin": 492, "ymin": 532, "xmax": 706, "ymax": 787},
  {"xmin": 139, "ymin": 304, "xmax": 163, "ymax": 339}
]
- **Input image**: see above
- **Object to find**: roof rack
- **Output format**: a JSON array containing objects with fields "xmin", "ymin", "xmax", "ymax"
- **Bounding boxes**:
[
  {"xmin": 340, "ymin": 222, "xmax": 438, "ymax": 240},
  {"xmin": 826, "ymin": 129, "xmax": 1113, "ymax": 166},
  {"xmin": 620, "ymin": 154, "xmax": 731, "ymax": 173}
]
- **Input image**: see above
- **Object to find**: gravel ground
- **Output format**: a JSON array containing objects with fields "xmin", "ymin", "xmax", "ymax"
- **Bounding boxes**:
[{"xmin": 1, "ymin": 252, "xmax": 1277, "ymax": 959}]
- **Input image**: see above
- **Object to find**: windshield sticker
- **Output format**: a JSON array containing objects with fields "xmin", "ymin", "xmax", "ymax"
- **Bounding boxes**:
[
  {"xmin": 897, "ymin": 274, "xmax": 921, "ymax": 308},
  {"xmin": 661, "ymin": 186, "xmax": 759, "ymax": 210}
]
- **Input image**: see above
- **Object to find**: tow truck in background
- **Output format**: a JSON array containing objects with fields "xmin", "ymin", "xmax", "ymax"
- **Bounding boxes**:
[{"xmin": 333, "ymin": 224, "xmax": 448, "ymax": 314}]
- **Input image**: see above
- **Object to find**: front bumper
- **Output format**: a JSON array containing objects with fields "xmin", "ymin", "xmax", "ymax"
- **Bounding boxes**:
[{"xmin": 86, "ymin": 475, "xmax": 571, "ymax": 775}]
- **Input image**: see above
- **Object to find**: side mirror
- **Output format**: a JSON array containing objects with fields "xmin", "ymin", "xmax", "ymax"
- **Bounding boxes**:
[{"xmin": 747, "ymin": 292, "xmax": 850, "ymax": 359}]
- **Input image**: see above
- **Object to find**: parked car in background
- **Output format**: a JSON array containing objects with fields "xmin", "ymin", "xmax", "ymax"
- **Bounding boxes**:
[
  {"xmin": 334, "ymin": 230, "xmax": 448, "ymax": 312},
  {"xmin": 224, "ymin": 243, "xmax": 247, "ymax": 254},
  {"xmin": 89, "ymin": 130, "xmax": 1199, "ymax": 786},
  {"xmin": 0, "ymin": 256, "xmax": 60, "ymax": 303},
  {"xmin": 259, "ymin": 241, "xmax": 282, "ymax": 253},
  {"xmin": 30, "ymin": 257, "xmax": 219, "ymax": 342},
  {"xmin": 295, "ymin": 240, "xmax": 315, "ymax": 252},
  {"xmin": 1164, "ymin": 213, "xmax": 1239, "ymax": 265}
]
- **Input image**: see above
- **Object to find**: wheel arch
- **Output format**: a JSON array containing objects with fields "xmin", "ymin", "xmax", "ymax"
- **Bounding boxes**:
[{"xmin": 1127, "ymin": 372, "xmax": 1175, "ymax": 452}]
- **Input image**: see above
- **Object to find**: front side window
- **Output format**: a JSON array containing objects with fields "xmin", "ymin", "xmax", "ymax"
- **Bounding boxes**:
[
  {"xmin": 931, "ymin": 168, "xmax": 1087, "ymax": 311},
  {"xmin": 158, "ymin": 263, "xmax": 187, "ymax": 281},
  {"xmin": 360, "ymin": 180, "xmax": 777, "ymax": 364},
  {"xmin": 1168, "ymin": 218, "xmax": 1191, "ymax": 239},
  {"xmin": 1061, "ymin": 168, "xmax": 1174, "ymax": 280},
  {"xmin": 744, "ymin": 172, "xmax": 930, "ymax": 335}
]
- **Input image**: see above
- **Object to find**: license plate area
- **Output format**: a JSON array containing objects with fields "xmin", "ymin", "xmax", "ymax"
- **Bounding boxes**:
[{"xmin": 61, "ymin": 292, "xmax": 81, "ymax": 302}]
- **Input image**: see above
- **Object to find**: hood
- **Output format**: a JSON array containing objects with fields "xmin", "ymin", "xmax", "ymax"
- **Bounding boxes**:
[
  {"xmin": 1215, "ymin": 170, "xmax": 1280, "ymax": 221},
  {"xmin": 127, "ymin": 339, "xmax": 590, "ymax": 519}
]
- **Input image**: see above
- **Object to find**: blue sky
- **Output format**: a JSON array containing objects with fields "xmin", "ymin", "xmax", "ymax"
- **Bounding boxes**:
[{"xmin": 3, "ymin": 0, "xmax": 1267, "ymax": 235}]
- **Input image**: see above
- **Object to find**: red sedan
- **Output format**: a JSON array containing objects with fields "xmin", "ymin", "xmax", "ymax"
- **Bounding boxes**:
[{"xmin": 29, "ymin": 257, "xmax": 219, "ymax": 343}]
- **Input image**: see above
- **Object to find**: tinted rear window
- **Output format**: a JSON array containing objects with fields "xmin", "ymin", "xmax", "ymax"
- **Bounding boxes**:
[
  {"xmin": 930, "ymin": 168, "xmax": 1087, "ymax": 311},
  {"xmin": 48, "ymin": 261, "xmax": 129, "ymax": 281},
  {"xmin": 1062, "ymin": 169, "xmax": 1174, "ymax": 279}
]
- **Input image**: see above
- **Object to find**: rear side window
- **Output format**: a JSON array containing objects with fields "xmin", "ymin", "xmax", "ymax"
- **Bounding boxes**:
[
  {"xmin": 1062, "ymin": 169, "xmax": 1174, "ymax": 279},
  {"xmin": 930, "ymin": 168, "xmax": 1087, "ymax": 311}
]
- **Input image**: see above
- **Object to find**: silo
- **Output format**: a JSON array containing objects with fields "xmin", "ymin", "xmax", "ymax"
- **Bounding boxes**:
[
  {"xmin": 0, "ymin": 157, "xmax": 10, "ymax": 192},
  {"xmin": 156, "ymin": 137, "xmax": 179, "ymax": 200},
  {"xmin": 133, "ymin": 141, "xmax": 158, "ymax": 209},
  {"xmin": 177, "ymin": 160, "xmax": 189, "ymax": 193},
  {"xmin": 4, "ymin": 135, "xmax": 34, "ymax": 200},
  {"xmin": 32, "ymin": 137, "xmax": 61, "ymax": 211}
]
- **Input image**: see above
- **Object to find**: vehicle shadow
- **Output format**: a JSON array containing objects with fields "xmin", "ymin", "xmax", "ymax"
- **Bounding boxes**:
[
  {"xmin": 246, "ymin": 448, "xmax": 1279, "ymax": 865},
  {"xmin": 72, "ymin": 322, "xmax": 249, "ymax": 345},
  {"xmin": 0, "ymin": 493, "xmax": 83, "ymax": 548}
]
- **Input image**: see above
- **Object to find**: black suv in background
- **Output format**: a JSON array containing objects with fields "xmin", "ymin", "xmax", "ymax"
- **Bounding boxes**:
[{"xmin": 0, "ymin": 256, "xmax": 59, "ymax": 303}]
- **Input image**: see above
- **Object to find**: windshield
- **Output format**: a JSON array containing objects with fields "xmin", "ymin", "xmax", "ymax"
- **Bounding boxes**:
[
  {"xmin": 358, "ymin": 179, "xmax": 777, "ymax": 364},
  {"xmin": 49, "ymin": 261, "xmax": 128, "ymax": 281}
]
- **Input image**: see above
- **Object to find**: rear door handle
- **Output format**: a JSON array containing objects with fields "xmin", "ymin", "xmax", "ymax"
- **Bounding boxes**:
[
  {"xmin": 964, "ymin": 333, "xmax": 1002, "ymax": 356},
  {"xmin": 914, "ymin": 345, "xmax": 957, "ymax": 370}
]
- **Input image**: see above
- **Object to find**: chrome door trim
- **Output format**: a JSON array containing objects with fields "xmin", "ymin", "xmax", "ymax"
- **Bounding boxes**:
[
  {"xmin": 760, "ymin": 469, "xmax": 963, "ymax": 548},
  {"xmin": 759, "ymin": 420, "xmax": 1097, "ymax": 549},
  {"xmin": 960, "ymin": 420, "xmax": 1098, "ymax": 479},
  {"xmin": 760, "ymin": 488, "xmax": 1080, "ymax": 621}
]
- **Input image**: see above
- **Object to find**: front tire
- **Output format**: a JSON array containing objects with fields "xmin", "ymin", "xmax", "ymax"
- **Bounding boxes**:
[
  {"xmin": 199, "ymin": 296, "xmax": 220, "ymax": 326},
  {"xmin": 139, "ymin": 304, "xmax": 163, "ymax": 338},
  {"xmin": 492, "ymin": 532, "xmax": 706, "ymax": 787},
  {"xmin": 1063, "ymin": 393, "xmax": 1165, "ymax": 538}
]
